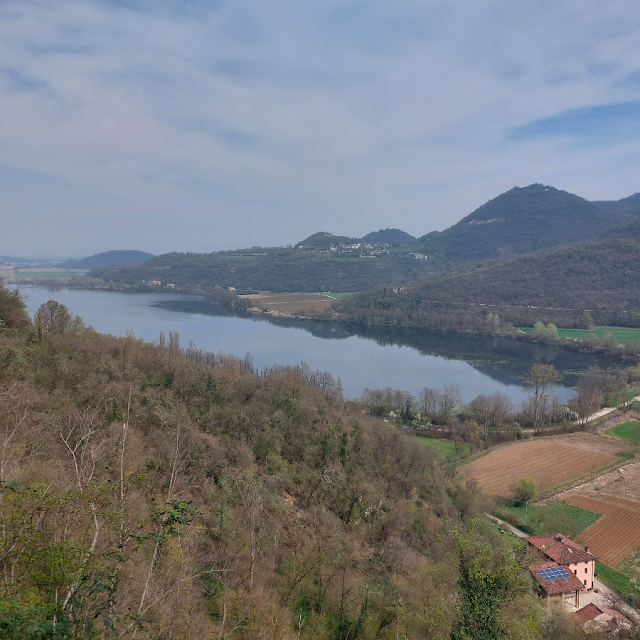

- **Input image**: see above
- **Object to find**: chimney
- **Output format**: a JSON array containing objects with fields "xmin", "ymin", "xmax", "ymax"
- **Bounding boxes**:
[{"xmin": 585, "ymin": 546, "xmax": 590, "ymax": 553}]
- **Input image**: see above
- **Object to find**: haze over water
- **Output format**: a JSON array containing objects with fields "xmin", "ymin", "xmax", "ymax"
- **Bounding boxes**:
[{"xmin": 20, "ymin": 287, "xmax": 617, "ymax": 402}]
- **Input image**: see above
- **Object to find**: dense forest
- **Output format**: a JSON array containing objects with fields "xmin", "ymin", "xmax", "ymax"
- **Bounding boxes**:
[
  {"xmin": 333, "ymin": 237, "xmax": 640, "ymax": 331},
  {"xmin": 1, "ymin": 282, "xmax": 590, "ymax": 640}
]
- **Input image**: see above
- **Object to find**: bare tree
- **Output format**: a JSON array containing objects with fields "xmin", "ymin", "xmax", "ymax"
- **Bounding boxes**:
[
  {"xmin": 571, "ymin": 367, "xmax": 604, "ymax": 424},
  {"xmin": 437, "ymin": 385, "xmax": 461, "ymax": 425},
  {"xmin": 524, "ymin": 364, "xmax": 562, "ymax": 428},
  {"xmin": 0, "ymin": 383, "xmax": 34, "ymax": 483},
  {"xmin": 58, "ymin": 408, "xmax": 104, "ymax": 613},
  {"xmin": 417, "ymin": 387, "xmax": 440, "ymax": 421}
]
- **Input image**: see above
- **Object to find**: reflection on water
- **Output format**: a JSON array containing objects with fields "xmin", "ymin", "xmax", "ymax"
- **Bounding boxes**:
[
  {"xmin": 153, "ymin": 297, "xmax": 617, "ymax": 390},
  {"xmin": 19, "ymin": 288, "xmax": 620, "ymax": 401}
]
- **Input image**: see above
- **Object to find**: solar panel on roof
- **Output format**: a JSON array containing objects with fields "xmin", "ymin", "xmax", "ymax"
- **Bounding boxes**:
[{"xmin": 538, "ymin": 567, "xmax": 568, "ymax": 581}]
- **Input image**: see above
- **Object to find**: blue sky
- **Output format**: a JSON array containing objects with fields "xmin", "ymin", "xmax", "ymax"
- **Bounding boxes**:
[{"xmin": 1, "ymin": 0, "xmax": 640, "ymax": 256}]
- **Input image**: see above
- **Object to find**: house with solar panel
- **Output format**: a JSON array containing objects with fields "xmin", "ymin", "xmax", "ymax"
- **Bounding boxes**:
[
  {"xmin": 527, "ymin": 533, "xmax": 597, "ymax": 589},
  {"xmin": 527, "ymin": 533, "xmax": 598, "ymax": 608},
  {"xmin": 529, "ymin": 561, "xmax": 587, "ymax": 608}
]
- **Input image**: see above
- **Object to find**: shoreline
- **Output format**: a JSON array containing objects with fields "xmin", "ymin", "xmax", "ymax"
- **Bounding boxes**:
[{"xmin": 13, "ymin": 279, "xmax": 640, "ymax": 367}]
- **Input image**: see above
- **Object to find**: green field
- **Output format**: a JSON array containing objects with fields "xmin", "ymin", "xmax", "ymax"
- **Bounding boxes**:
[
  {"xmin": 605, "ymin": 387, "xmax": 640, "ymax": 408},
  {"xmin": 595, "ymin": 562, "xmax": 637, "ymax": 600},
  {"xmin": 502, "ymin": 501, "xmax": 601, "ymax": 538},
  {"xmin": 520, "ymin": 325, "xmax": 640, "ymax": 345},
  {"xmin": 606, "ymin": 420, "xmax": 640, "ymax": 445},
  {"xmin": 413, "ymin": 436, "xmax": 471, "ymax": 461}
]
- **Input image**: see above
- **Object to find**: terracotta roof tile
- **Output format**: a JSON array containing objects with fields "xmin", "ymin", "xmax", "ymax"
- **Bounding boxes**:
[
  {"xmin": 573, "ymin": 604, "xmax": 632, "ymax": 629},
  {"xmin": 573, "ymin": 603, "xmax": 602, "ymax": 624},
  {"xmin": 529, "ymin": 562, "xmax": 586, "ymax": 595},
  {"xmin": 527, "ymin": 533, "xmax": 597, "ymax": 564}
]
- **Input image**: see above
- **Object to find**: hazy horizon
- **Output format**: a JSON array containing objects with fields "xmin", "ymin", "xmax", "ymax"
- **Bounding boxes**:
[{"xmin": 2, "ymin": 1, "xmax": 640, "ymax": 256}]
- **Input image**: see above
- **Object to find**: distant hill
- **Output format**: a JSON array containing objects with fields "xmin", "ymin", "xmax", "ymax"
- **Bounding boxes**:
[
  {"xmin": 80, "ymin": 185, "xmax": 640, "ymax": 298},
  {"xmin": 295, "ymin": 232, "xmax": 357, "ymax": 249},
  {"xmin": 360, "ymin": 228, "xmax": 416, "ymax": 244},
  {"xmin": 419, "ymin": 184, "xmax": 625, "ymax": 264},
  {"xmin": 89, "ymin": 246, "xmax": 431, "ymax": 293},
  {"xmin": 334, "ymin": 236, "xmax": 640, "ymax": 330},
  {"xmin": 60, "ymin": 250, "xmax": 155, "ymax": 269},
  {"xmin": 296, "ymin": 229, "xmax": 416, "ymax": 249},
  {"xmin": 593, "ymin": 192, "xmax": 640, "ymax": 218}
]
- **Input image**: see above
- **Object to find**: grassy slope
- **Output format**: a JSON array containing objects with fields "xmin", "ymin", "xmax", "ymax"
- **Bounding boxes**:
[
  {"xmin": 502, "ymin": 502, "xmax": 601, "ymax": 536},
  {"xmin": 605, "ymin": 388, "xmax": 640, "ymax": 408},
  {"xmin": 596, "ymin": 562, "xmax": 635, "ymax": 596},
  {"xmin": 413, "ymin": 436, "xmax": 472, "ymax": 461},
  {"xmin": 520, "ymin": 325, "xmax": 640, "ymax": 345},
  {"xmin": 606, "ymin": 420, "xmax": 640, "ymax": 445}
]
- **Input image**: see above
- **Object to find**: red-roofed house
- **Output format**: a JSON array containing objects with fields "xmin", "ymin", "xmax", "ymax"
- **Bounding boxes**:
[
  {"xmin": 573, "ymin": 603, "xmax": 632, "ymax": 634},
  {"xmin": 530, "ymin": 561, "xmax": 586, "ymax": 608},
  {"xmin": 527, "ymin": 533, "xmax": 597, "ymax": 590}
]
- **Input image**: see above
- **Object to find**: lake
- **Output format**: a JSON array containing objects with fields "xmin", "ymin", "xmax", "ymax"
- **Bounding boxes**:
[{"xmin": 18, "ymin": 287, "xmax": 619, "ymax": 402}]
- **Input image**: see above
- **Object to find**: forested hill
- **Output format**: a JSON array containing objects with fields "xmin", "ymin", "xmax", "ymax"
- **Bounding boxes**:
[
  {"xmin": 334, "ymin": 237, "xmax": 640, "ymax": 331},
  {"xmin": 593, "ymin": 192, "xmax": 640, "ymax": 217},
  {"xmin": 419, "ymin": 184, "xmax": 629, "ymax": 264},
  {"xmin": 295, "ymin": 228, "xmax": 416, "ymax": 249},
  {"xmin": 602, "ymin": 217, "xmax": 640, "ymax": 241},
  {"xmin": 81, "ymin": 184, "xmax": 640, "ymax": 293},
  {"xmin": 360, "ymin": 228, "xmax": 416, "ymax": 243},
  {"xmin": 88, "ymin": 248, "xmax": 431, "ymax": 293},
  {"xmin": 0, "ymin": 284, "xmax": 546, "ymax": 639},
  {"xmin": 60, "ymin": 249, "xmax": 155, "ymax": 269}
]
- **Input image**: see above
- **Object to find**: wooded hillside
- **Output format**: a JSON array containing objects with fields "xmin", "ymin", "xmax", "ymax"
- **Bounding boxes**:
[
  {"xmin": 334, "ymin": 237, "xmax": 640, "ymax": 330},
  {"xmin": 89, "ymin": 248, "xmax": 430, "ymax": 293},
  {"xmin": 0, "ymin": 284, "xmax": 554, "ymax": 639},
  {"xmin": 419, "ymin": 184, "xmax": 630, "ymax": 265},
  {"xmin": 84, "ymin": 184, "xmax": 640, "ymax": 295}
]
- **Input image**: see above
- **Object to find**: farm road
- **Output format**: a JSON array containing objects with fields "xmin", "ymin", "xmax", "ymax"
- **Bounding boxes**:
[{"xmin": 574, "ymin": 395, "xmax": 640, "ymax": 427}]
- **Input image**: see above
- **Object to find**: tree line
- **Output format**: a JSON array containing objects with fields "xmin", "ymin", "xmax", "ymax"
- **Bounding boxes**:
[{"xmin": 359, "ymin": 363, "xmax": 640, "ymax": 451}]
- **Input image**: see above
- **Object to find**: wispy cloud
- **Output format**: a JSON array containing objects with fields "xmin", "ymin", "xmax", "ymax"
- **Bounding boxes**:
[{"xmin": 1, "ymin": 0, "xmax": 640, "ymax": 254}]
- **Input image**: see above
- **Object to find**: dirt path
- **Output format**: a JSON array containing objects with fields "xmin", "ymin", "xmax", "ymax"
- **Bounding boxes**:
[{"xmin": 574, "ymin": 396, "xmax": 640, "ymax": 427}]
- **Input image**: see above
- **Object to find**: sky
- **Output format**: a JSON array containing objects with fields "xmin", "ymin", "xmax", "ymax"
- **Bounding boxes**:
[{"xmin": 2, "ymin": 0, "xmax": 640, "ymax": 257}]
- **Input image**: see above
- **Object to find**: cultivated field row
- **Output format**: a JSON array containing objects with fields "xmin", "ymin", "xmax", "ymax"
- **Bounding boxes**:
[
  {"xmin": 463, "ymin": 439, "xmax": 620, "ymax": 497},
  {"xmin": 565, "ymin": 494, "xmax": 640, "ymax": 566}
]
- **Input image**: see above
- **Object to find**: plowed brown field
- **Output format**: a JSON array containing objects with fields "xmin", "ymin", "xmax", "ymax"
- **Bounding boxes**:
[
  {"xmin": 564, "ymin": 494, "xmax": 640, "ymax": 566},
  {"xmin": 245, "ymin": 293, "xmax": 333, "ymax": 313},
  {"xmin": 463, "ymin": 439, "xmax": 619, "ymax": 497}
]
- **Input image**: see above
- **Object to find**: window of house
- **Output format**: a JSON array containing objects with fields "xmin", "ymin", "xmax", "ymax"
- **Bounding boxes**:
[
  {"xmin": 584, "ymin": 580, "xmax": 587, "ymax": 586},
  {"xmin": 585, "ymin": 568, "xmax": 587, "ymax": 573},
  {"xmin": 574, "ymin": 570, "xmax": 577, "ymax": 574}
]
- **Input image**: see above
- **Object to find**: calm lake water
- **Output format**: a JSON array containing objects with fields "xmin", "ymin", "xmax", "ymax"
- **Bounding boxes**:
[{"xmin": 18, "ymin": 287, "xmax": 619, "ymax": 402}]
